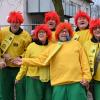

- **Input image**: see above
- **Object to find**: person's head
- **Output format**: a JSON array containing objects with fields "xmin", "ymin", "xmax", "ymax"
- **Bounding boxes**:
[
  {"xmin": 55, "ymin": 22, "xmax": 73, "ymax": 42},
  {"xmin": 89, "ymin": 18, "xmax": 100, "ymax": 40},
  {"xmin": 44, "ymin": 11, "xmax": 60, "ymax": 30},
  {"xmin": 74, "ymin": 10, "xmax": 90, "ymax": 30},
  {"xmin": 7, "ymin": 11, "xmax": 24, "ymax": 33},
  {"xmin": 33, "ymin": 24, "xmax": 52, "ymax": 42}
]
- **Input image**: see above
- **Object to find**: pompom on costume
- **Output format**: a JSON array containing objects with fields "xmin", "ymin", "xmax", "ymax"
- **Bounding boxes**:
[
  {"xmin": 89, "ymin": 18, "xmax": 100, "ymax": 34},
  {"xmin": 55, "ymin": 22, "xmax": 73, "ymax": 40},
  {"xmin": 7, "ymin": 11, "xmax": 24, "ymax": 24},
  {"xmin": 44, "ymin": 11, "xmax": 60, "ymax": 25},
  {"xmin": 74, "ymin": 10, "xmax": 90, "ymax": 26},
  {"xmin": 34, "ymin": 24, "xmax": 52, "ymax": 40}
]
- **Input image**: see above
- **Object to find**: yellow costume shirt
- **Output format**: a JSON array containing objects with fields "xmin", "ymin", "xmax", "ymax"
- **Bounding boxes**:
[
  {"xmin": 73, "ymin": 29, "xmax": 92, "ymax": 45},
  {"xmin": 0, "ymin": 27, "xmax": 32, "ymax": 67},
  {"xmin": 22, "ymin": 40, "xmax": 91, "ymax": 85},
  {"xmin": 84, "ymin": 40, "xmax": 100, "ymax": 81},
  {"xmin": 16, "ymin": 42, "xmax": 51, "ymax": 82}
]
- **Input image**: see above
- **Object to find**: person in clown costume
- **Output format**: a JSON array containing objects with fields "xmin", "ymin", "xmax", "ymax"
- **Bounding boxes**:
[
  {"xmin": 73, "ymin": 10, "xmax": 92, "ymax": 45},
  {"xmin": 44, "ymin": 11, "xmax": 60, "ymax": 42},
  {"xmin": 84, "ymin": 18, "xmax": 100, "ymax": 100},
  {"xmin": 30, "ymin": 11, "xmax": 60, "ymax": 42},
  {"xmin": 0, "ymin": 11, "xmax": 32, "ymax": 100},
  {"xmin": 13, "ymin": 22, "xmax": 91, "ymax": 100},
  {"xmin": 15, "ymin": 24, "xmax": 52, "ymax": 100}
]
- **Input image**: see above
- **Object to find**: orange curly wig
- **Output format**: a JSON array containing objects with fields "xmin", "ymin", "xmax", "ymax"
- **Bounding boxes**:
[
  {"xmin": 74, "ymin": 10, "xmax": 90, "ymax": 26},
  {"xmin": 33, "ymin": 24, "xmax": 52, "ymax": 40},
  {"xmin": 55, "ymin": 22, "xmax": 73, "ymax": 40},
  {"xmin": 7, "ymin": 11, "xmax": 24, "ymax": 24},
  {"xmin": 44, "ymin": 11, "xmax": 60, "ymax": 25},
  {"xmin": 89, "ymin": 18, "xmax": 100, "ymax": 34}
]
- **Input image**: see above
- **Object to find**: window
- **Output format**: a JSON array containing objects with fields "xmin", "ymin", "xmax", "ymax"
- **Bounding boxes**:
[
  {"xmin": 78, "ymin": 4, "xmax": 81, "ymax": 10},
  {"xmin": 62, "ymin": 0, "xmax": 65, "ymax": 2},
  {"xmin": 86, "ymin": 7, "xmax": 89, "ymax": 12},
  {"xmin": 69, "ymin": 1, "xmax": 76, "ymax": 16}
]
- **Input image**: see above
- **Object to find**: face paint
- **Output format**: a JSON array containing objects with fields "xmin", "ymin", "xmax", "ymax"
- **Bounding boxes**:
[
  {"xmin": 10, "ymin": 22, "xmax": 21, "ymax": 33},
  {"xmin": 93, "ymin": 26, "xmax": 100, "ymax": 39},
  {"xmin": 47, "ymin": 19, "xmax": 56, "ymax": 30},
  {"xmin": 38, "ymin": 30, "xmax": 47, "ymax": 42},
  {"xmin": 59, "ymin": 29, "xmax": 70, "ymax": 42},
  {"xmin": 77, "ymin": 17, "xmax": 89, "ymax": 30}
]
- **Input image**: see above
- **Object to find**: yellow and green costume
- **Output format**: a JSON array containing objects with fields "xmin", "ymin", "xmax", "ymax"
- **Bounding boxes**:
[
  {"xmin": 73, "ymin": 29, "xmax": 92, "ymax": 45},
  {"xmin": 16, "ymin": 41, "xmax": 52, "ymax": 100},
  {"xmin": 22, "ymin": 40, "xmax": 91, "ymax": 100},
  {"xmin": 0, "ymin": 27, "xmax": 31, "ymax": 100},
  {"xmin": 84, "ymin": 38, "xmax": 100, "ymax": 100}
]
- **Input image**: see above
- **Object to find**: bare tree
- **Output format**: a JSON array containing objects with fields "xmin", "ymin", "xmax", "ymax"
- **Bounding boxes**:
[{"xmin": 52, "ymin": 0, "xmax": 64, "ymax": 22}]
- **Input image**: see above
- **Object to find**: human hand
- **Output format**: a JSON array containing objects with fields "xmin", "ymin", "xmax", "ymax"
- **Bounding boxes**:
[
  {"xmin": 0, "ymin": 59, "xmax": 6, "ymax": 69},
  {"xmin": 80, "ymin": 79, "xmax": 89, "ymax": 90},
  {"xmin": 11, "ymin": 57, "xmax": 22, "ymax": 66},
  {"xmin": 15, "ymin": 80, "xmax": 19, "ymax": 84},
  {"xmin": 3, "ymin": 53, "xmax": 12, "ymax": 61}
]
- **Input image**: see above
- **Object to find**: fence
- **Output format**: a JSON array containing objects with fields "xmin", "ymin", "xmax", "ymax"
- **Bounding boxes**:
[{"xmin": 0, "ymin": 23, "xmax": 76, "ymax": 33}]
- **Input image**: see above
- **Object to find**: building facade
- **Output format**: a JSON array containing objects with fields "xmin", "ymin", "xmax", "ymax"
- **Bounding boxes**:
[{"xmin": 0, "ymin": 0, "xmax": 93, "ymax": 31}]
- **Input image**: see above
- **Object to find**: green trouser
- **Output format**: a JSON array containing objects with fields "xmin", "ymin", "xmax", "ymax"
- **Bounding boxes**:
[
  {"xmin": 15, "ymin": 76, "xmax": 26, "ymax": 100},
  {"xmin": 26, "ymin": 76, "xmax": 52, "ymax": 100},
  {"xmin": 1, "ymin": 67, "xmax": 25, "ymax": 100},
  {"xmin": 93, "ymin": 80, "xmax": 100, "ymax": 100},
  {"xmin": 52, "ymin": 82, "xmax": 87, "ymax": 100},
  {"xmin": 0, "ymin": 69, "xmax": 3, "ymax": 100}
]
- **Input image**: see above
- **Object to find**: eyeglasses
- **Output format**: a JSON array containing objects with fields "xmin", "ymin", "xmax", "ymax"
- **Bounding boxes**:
[{"xmin": 93, "ymin": 26, "xmax": 100, "ymax": 31}]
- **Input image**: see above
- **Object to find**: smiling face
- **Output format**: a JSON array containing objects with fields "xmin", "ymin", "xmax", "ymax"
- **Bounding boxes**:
[
  {"xmin": 46, "ymin": 19, "xmax": 56, "ymax": 30},
  {"xmin": 93, "ymin": 26, "xmax": 100, "ymax": 39},
  {"xmin": 38, "ymin": 30, "xmax": 47, "ymax": 42},
  {"xmin": 58, "ymin": 29, "xmax": 69, "ymax": 42},
  {"xmin": 77, "ymin": 17, "xmax": 89, "ymax": 30},
  {"xmin": 10, "ymin": 22, "xmax": 21, "ymax": 33}
]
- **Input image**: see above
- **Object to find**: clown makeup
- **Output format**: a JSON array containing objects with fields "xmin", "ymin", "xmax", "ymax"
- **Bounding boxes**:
[
  {"xmin": 58, "ymin": 29, "xmax": 70, "ymax": 42},
  {"xmin": 46, "ymin": 19, "xmax": 56, "ymax": 30},
  {"xmin": 10, "ymin": 22, "xmax": 21, "ymax": 33},
  {"xmin": 77, "ymin": 17, "xmax": 89, "ymax": 30},
  {"xmin": 38, "ymin": 30, "xmax": 47, "ymax": 43},
  {"xmin": 93, "ymin": 26, "xmax": 100, "ymax": 40}
]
